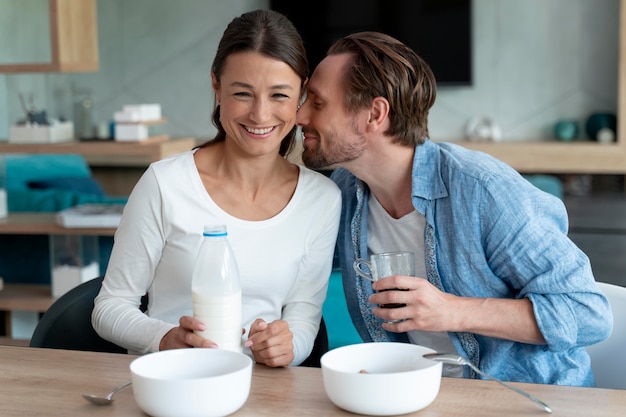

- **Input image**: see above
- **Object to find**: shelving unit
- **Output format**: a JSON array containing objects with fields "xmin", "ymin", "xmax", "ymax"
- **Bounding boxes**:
[
  {"xmin": 446, "ymin": 0, "xmax": 626, "ymax": 175},
  {"xmin": 0, "ymin": 213, "xmax": 116, "ymax": 341}
]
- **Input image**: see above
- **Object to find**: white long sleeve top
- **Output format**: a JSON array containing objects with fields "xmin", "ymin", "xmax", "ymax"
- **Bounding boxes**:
[{"xmin": 92, "ymin": 151, "xmax": 341, "ymax": 365}]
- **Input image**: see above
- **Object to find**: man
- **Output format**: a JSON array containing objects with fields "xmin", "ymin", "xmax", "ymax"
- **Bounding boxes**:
[{"xmin": 296, "ymin": 31, "xmax": 612, "ymax": 386}]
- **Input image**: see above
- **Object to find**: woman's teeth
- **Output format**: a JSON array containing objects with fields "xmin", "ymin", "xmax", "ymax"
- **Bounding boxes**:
[{"xmin": 245, "ymin": 126, "xmax": 274, "ymax": 134}]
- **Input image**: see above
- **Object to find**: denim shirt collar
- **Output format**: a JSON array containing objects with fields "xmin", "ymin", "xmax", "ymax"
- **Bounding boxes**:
[{"xmin": 411, "ymin": 140, "xmax": 449, "ymax": 220}]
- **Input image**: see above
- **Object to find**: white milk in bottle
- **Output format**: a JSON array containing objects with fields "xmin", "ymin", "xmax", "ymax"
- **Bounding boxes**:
[{"xmin": 191, "ymin": 225, "xmax": 242, "ymax": 352}]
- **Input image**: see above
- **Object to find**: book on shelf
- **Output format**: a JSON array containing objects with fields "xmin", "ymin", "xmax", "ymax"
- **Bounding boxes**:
[{"xmin": 56, "ymin": 204, "xmax": 124, "ymax": 228}]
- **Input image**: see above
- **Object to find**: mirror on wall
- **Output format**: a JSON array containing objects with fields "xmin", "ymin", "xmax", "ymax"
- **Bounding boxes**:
[
  {"xmin": 0, "ymin": 0, "xmax": 98, "ymax": 73},
  {"xmin": 0, "ymin": 0, "xmax": 51, "ymax": 66}
]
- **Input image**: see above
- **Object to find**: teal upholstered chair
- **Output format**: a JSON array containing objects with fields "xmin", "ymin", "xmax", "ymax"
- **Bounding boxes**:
[
  {"xmin": 0, "ymin": 154, "xmax": 127, "ymax": 285},
  {"xmin": 322, "ymin": 269, "xmax": 362, "ymax": 349}
]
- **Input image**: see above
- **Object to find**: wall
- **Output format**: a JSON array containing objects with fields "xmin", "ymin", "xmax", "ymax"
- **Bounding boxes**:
[{"xmin": 0, "ymin": 0, "xmax": 620, "ymax": 144}]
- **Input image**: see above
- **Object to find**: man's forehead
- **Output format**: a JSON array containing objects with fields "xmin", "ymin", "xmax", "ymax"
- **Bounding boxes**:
[{"xmin": 308, "ymin": 54, "xmax": 349, "ymax": 97}]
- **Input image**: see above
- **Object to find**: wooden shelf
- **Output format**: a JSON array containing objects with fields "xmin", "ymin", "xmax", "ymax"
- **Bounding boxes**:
[
  {"xmin": 0, "ymin": 284, "xmax": 55, "ymax": 342},
  {"xmin": 115, "ymin": 118, "xmax": 168, "ymax": 126},
  {"xmin": 0, "ymin": 284, "xmax": 54, "ymax": 313},
  {"xmin": 450, "ymin": 141, "xmax": 626, "ymax": 174},
  {"xmin": 0, "ymin": 213, "xmax": 116, "ymax": 236},
  {"xmin": 0, "ymin": 136, "xmax": 196, "ymax": 167}
]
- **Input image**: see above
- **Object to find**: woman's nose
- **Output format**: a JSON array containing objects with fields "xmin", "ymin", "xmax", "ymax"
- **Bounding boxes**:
[{"xmin": 249, "ymin": 98, "xmax": 271, "ymax": 122}]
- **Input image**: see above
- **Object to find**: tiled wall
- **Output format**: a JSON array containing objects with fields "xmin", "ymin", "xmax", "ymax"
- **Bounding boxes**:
[{"xmin": 0, "ymin": 0, "xmax": 620, "ymax": 143}]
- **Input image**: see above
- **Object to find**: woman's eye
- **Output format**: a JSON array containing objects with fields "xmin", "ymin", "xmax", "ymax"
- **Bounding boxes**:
[
  {"xmin": 234, "ymin": 92, "xmax": 252, "ymax": 98},
  {"xmin": 273, "ymin": 93, "xmax": 289, "ymax": 99}
]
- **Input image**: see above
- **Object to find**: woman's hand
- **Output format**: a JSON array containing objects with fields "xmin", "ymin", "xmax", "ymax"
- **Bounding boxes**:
[
  {"xmin": 244, "ymin": 319, "xmax": 294, "ymax": 367},
  {"xmin": 159, "ymin": 316, "xmax": 218, "ymax": 351}
]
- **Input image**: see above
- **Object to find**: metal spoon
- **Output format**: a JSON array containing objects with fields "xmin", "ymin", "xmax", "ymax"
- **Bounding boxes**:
[
  {"xmin": 82, "ymin": 381, "xmax": 132, "ymax": 406},
  {"xmin": 423, "ymin": 352, "xmax": 552, "ymax": 414}
]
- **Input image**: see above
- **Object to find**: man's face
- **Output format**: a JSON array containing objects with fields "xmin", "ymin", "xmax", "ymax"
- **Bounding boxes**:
[{"xmin": 297, "ymin": 53, "xmax": 366, "ymax": 169}]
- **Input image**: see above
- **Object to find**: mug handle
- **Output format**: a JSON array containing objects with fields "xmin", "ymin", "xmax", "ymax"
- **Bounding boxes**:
[{"xmin": 353, "ymin": 259, "xmax": 375, "ymax": 282}]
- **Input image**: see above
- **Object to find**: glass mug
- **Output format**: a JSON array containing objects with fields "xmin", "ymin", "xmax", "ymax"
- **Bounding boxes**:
[{"xmin": 353, "ymin": 251, "xmax": 415, "ymax": 322}]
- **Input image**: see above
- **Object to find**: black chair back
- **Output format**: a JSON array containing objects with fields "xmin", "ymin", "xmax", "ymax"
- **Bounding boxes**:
[{"xmin": 29, "ymin": 276, "xmax": 126, "ymax": 353}]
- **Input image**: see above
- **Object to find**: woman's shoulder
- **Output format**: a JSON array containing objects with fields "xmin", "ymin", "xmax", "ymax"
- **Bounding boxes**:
[
  {"xmin": 297, "ymin": 165, "xmax": 341, "ymax": 196},
  {"xmin": 149, "ymin": 150, "xmax": 195, "ymax": 174}
]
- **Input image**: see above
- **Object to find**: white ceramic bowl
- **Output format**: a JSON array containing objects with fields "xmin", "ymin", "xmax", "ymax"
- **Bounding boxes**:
[
  {"xmin": 130, "ymin": 348, "xmax": 253, "ymax": 417},
  {"xmin": 321, "ymin": 343, "xmax": 442, "ymax": 416}
]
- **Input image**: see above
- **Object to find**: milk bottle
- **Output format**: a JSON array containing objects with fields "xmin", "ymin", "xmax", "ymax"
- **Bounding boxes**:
[{"xmin": 191, "ymin": 225, "xmax": 242, "ymax": 352}]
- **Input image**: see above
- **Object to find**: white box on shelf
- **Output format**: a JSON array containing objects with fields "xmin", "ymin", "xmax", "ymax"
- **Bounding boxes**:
[
  {"xmin": 8, "ymin": 122, "xmax": 74, "ymax": 144},
  {"xmin": 115, "ymin": 123, "xmax": 149, "ymax": 141},
  {"xmin": 56, "ymin": 203, "xmax": 124, "ymax": 228},
  {"xmin": 113, "ymin": 109, "xmax": 141, "ymax": 123},
  {"xmin": 52, "ymin": 261, "xmax": 100, "ymax": 298},
  {"xmin": 122, "ymin": 104, "xmax": 162, "ymax": 122},
  {"xmin": 50, "ymin": 233, "xmax": 100, "ymax": 298}
]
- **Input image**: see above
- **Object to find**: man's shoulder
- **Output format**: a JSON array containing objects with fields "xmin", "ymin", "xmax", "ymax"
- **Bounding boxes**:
[
  {"xmin": 433, "ymin": 142, "xmax": 522, "ymax": 189},
  {"xmin": 329, "ymin": 167, "xmax": 357, "ymax": 189}
]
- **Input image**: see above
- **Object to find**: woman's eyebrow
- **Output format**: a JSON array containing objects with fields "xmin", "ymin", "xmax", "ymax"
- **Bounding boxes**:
[{"xmin": 230, "ymin": 81, "xmax": 295, "ymax": 90}]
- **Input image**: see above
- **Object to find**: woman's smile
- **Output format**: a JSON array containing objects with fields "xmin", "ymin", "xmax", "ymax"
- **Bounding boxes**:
[{"xmin": 243, "ymin": 125, "xmax": 277, "ymax": 136}]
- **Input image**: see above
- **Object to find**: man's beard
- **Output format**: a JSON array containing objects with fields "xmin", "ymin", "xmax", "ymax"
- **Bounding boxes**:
[
  {"xmin": 302, "ymin": 135, "xmax": 366, "ymax": 169},
  {"xmin": 302, "ymin": 121, "xmax": 366, "ymax": 169},
  {"xmin": 302, "ymin": 140, "xmax": 332, "ymax": 169}
]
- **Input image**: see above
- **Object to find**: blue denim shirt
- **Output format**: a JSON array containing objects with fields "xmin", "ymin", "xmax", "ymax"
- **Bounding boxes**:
[{"xmin": 331, "ymin": 140, "xmax": 612, "ymax": 386}]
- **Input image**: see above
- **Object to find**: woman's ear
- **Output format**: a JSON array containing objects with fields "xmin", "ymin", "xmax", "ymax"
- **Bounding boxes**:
[
  {"xmin": 366, "ymin": 97, "xmax": 390, "ymax": 130},
  {"xmin": 211, "ymin": 72, "xmax": 220, "ymax": 103}
]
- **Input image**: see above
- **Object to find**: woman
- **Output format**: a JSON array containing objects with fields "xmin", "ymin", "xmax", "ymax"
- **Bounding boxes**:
[{"xmin": 92, "ymin": 10, "xmax": 341, "ymax": 367}]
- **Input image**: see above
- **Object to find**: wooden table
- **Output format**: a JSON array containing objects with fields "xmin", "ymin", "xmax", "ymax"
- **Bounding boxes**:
[{"xmin": 1, "ymin": 346, "xmax": 624, "ymax": 417}]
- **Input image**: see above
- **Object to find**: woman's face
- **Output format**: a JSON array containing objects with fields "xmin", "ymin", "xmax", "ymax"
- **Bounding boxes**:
[{"xmin": 212, "ymin": 51, "xmax": 302, "ymax": 157}]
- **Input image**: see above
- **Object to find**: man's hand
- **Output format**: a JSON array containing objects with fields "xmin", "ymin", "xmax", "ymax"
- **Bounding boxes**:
[
  {"xmin": 370, "ymin": 276, "xmax": 545, "ymax": 344},
  {"xmin": 370, "ymin": 276, "xmax": 454, "ymax": 332}
]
